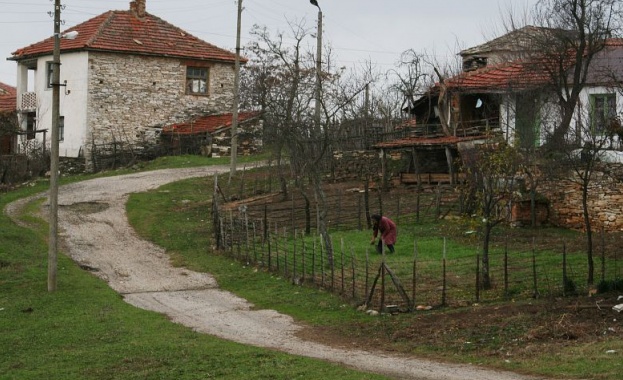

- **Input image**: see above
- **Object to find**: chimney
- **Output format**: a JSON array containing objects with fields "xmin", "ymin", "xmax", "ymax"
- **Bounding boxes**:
[{"xmin": 130, "ymin": 0, "xmax": 146, "ymax": 18}]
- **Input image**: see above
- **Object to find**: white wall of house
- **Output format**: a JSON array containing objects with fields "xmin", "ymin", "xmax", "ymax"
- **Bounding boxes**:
[
  {"xmin": 498, "ymin": 86, "xmax": 622, "ymax": 149},
  {"xmin": 16, "ymin": 51, "xmax": 236, "ymax": 163},
  {"xmin": 58, "ymin": 52, "xmax": 89, "ymax": 157},
  {"xmin": 15, "ymin": 51, "xmax": 89, "ymax": 157}
]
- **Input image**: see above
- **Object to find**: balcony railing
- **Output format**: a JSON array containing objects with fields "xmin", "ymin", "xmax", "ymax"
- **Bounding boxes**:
[{"xmin": 20, "ymin": 92, "xmax": 37, "ymax": 111}]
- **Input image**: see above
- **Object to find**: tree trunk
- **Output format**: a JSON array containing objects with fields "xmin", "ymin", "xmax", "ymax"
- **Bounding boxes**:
[
  {"xmin": 582, "ymin": 177, "xmax": 594, "ymax": 285},
  {"xmin": 481, "ymin": 222, "xmax": 493, "ymax": 290}
]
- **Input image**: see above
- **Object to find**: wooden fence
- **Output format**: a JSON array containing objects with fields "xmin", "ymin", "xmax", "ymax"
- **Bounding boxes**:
[{"xmin": 212, "ymin": 173, "xmax": 623, "ymax": 312}]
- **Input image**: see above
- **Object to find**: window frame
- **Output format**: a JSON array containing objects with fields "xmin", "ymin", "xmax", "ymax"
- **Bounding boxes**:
[
  {"xmin": 185, "ymin": 66, "xmax": 209, "ymax": 95},
  {"xmin": 26, "ymin": 112, "xmax": 36, "ymax": 140},
  {"xmin": 590, "ymin": 93, "xmax": 617, "ymax": 135},
  {"xmin": 46, "ymin": 61, "xmax": 54, "ymax": 89},
  {"xmin": 58, "ymin": 116, "xmax": 64, "ymax": 142}
]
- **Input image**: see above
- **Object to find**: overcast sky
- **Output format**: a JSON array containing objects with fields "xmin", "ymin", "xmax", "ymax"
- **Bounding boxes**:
[{"xmin": 0, "ymin": 0, "xmax": 539, "ymax": 87}]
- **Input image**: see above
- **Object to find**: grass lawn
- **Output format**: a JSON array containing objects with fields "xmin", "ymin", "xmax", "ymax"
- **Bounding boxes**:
[
  {"xmin": 0, "ymin": 157, "xmax": 386, "ymax": 380},
  {"xmin": 2, "ymin": 155, "xmax": 622, "ymax": 379}
]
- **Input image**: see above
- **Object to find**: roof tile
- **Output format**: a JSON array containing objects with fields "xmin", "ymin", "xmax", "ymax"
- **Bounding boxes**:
[
  {"xmin": 11, "ymin": 10, "xmax": 242, "ymax": 64},
  {"xmin": 162, "ymin": 111, "xmax": 261, "ymax": 135},
  {"xmin": 0, "ymin": 82, "xmax": 16, "ymax": 112}
]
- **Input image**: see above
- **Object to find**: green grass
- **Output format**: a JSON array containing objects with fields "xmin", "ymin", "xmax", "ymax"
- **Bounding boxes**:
[
  {"xmin": 125, "ymin": 171, "xmax": 623, "ymax": 380},
  {"xmin": 0, "ymin": 157, "xmax": 386, "ymax": 380},
  {"xmin": 3, "ymin": 155, "xmax": 622, "ymax": 379}
]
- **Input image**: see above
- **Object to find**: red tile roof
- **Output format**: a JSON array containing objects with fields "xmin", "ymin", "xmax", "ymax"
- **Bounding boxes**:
[
  {"xmin": 445, "ymin": 60, "xmax": 550, "ymax": 92},
  {"xmin": 449, "ymin": 37, "xmax": 623, "ymax": 93},
  {"xmin": 162, "ymin": 111, "xmax": 261, "ymax": 135},
  {"xmin": 11, "ymin": 10, "xmax": 242, "ymax": 64},
  {"xmin": 0, "ymin": 82, "xmax": 16, "ymax": 112}
]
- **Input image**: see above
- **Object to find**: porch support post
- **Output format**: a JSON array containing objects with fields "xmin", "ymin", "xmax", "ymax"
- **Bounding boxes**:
[
  {"xmin": 445, "ymin": 146, "xmax": 455, "ymax": 185},
  {"xmin": 411, "ymin": 147, "xmax": 421, "ymax": 184}
]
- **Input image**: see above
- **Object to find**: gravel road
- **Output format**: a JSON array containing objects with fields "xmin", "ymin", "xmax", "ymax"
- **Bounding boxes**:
[{"xmin": 5, "ymin": 166, "xmax": 552, "ymax": 380}]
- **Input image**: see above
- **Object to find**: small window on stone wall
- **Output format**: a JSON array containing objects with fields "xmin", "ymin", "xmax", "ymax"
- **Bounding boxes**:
[{"xmin": 186, "ymin": 66, "xmax": 208, "ymax": 95}]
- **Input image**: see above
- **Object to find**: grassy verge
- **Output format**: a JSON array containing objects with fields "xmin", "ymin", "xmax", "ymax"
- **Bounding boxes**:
[{"xmin": 0, "ymin": 157, "xmax": 386, "ymax": 380}]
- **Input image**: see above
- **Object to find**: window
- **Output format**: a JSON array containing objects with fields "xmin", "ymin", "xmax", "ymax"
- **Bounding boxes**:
[
  {"xmin": 46, "ymin": 61, "xmax": 54, "ymax": 89},
  {"xmin": 591, "ymin": 93, "xmax": 617, "ymax": 135},
  {"xmin": 59, "ymin": 116, "xmax": 64, "ymax": 142},
  {"xmin": 26, "ymin": 112, "xmax": 36, "ymax": 140},
  {"xmin": 186, "ymin": 67, "xmax": 208, "ymax": 95}
]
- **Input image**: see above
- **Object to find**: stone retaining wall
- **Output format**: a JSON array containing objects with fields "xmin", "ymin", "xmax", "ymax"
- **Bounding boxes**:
[{"xmin": 542, "ymin": 164, "xmax": 623, "ymax": 232}]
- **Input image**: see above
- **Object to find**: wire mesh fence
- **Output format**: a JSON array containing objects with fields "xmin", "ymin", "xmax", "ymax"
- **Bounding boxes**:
[{"xmin": 211, "ymin": 169, "xmax": 623, "ymax": 312}]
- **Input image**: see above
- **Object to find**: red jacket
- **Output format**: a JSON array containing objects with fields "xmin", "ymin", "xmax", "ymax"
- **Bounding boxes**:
[{"xmin": 373, "ymin": 216, "xmax": 397, "ymax": 245}]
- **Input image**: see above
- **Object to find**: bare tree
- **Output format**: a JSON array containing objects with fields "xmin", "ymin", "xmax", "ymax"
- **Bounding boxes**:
[
  {"xmin": 241, "ymin": 20, "xmax": 375, "ymax": 264},
  {"xmin": 465, "ymin": 140, "xmax": 522, "ymax": 289},
  {"xmin": 521, "ymin": 0, "xmax": 623, "ymax": 149}
]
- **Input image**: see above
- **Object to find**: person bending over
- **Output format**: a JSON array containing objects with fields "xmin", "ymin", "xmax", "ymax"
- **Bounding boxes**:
[{"xmin": 370, "ymin": 214, "xmax": 396, "ymax": 253}]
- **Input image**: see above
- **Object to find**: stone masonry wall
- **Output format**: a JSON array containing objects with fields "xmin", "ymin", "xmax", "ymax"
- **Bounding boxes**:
[
  {"xmin": 332, "ymin": 150, "xmax": 381, "ymax": 181},
  {"xmin": 542, "ymin": 165, "xmax": 623, "ymax": 232},
  {"xmin": 85, "ymin": 52, "xmax": 234, "ymax": 166}
]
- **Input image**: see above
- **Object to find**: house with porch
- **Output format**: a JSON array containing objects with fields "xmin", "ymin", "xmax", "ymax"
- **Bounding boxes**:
[
  {"xmin": 383, "ymin": 27, "xmax": 623, "ymax": 187},
  {"xmin": 9, "ymin": 0, "xmax": 256, "ymax": 169}
]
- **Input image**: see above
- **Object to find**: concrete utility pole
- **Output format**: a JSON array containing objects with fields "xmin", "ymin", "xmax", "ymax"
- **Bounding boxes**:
[
  {"xmin": 229, "ymin": 0, "xmax": 242, "ymax": 178},
  {"xmin": 48, "ymin": 0, "xmax": 61, "ymax": 292},
  {"xmin": 311, "ymin": 0, "xmax": 322, "ymax": 134}
]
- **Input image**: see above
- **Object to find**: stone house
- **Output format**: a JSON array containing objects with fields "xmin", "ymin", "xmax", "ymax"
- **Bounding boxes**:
[
  {"xmin": 9, "ymin": 0, "xmax": 250, "ymax": 168},
  {"xmin": 378, "ymin": 28, "xmax": 623, "ymax": 230}
]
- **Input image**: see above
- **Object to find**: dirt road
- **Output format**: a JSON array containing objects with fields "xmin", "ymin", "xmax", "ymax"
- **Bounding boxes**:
[{"xmin": 5, "ymin": 166, "xmax": 550, "ymax": 380}]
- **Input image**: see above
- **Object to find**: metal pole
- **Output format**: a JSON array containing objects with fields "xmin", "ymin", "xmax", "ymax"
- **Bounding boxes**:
[
  {"xmin": 229, "ymin": 0, "xmax": 242, "ymax": 178},
  {"xmin": 48, "ymin": 0, "xmax": 61, "ymax": 292},
  {"xmin": 312, "ymin": 2, "xmax": 322, "ymax": 134}
]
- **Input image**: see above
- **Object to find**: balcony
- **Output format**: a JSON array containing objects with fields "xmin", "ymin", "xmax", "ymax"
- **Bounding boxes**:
[{"xmin": 20, "ymin": 92, "xmax": 37, "ymax": 112}]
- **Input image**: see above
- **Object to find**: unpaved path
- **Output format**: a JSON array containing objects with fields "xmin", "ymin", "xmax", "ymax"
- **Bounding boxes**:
[{"xmin": 5, "ymin": 166, "xmax": 551, "ymax": 380}]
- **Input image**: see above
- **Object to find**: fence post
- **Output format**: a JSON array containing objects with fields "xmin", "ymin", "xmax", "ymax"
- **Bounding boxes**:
[
  {"xmin": 212, "ymin": 174, "xmax": 221, "ymax": 249},
  {"xmin": 336, "ymin": 192, "xmax": 342, "ymax": 230},
  {"xmin": 341, "ymin": 238, "xmax": 345, "ymax": 294},
  {"xmin": 245, "ymin": 209, "xmax": 250, "ymax": 264},
  {"xmin": 441, "ymin": 237, "xmax": 447, "ymax": 306},
  {"xmin": 504, "ymin": 239, "xmax": 509, "ymax": 299},
  {"xmin": 601, "ymin": 227, "xmax": 606, "ymax": 284},
  {"xmin": 412, "ymin": 239, "xmax": 418, "ymax": 311},
  {"xmin": 351, "ymin": 247, "xmax": 356, "ymax": 299},
  {"xmin": 532, "ymin": 237, "xmax": 538, "ymax": 299},
  {"xmin": 380, "ymin": 249, "xmax": 386, "ymax": 312},
  {"xmin": 435, "ymin": 184, "xmax": 441, "ymax": 220},
  {"xmin": 364, "ymin": 178, "xmax": 371, "ymax": 229},
  {"xmin": 301, "ymin": 231, "xmax": 306, "ymax": 284},
  {"xmin": 365, "ymin": 247, "xmax": 370, "ymax": 303},
  {"xmin": 263, "ymin": 204, "xmax": 268, "ymax": 243},
  {"xmin": 320, "ymin": 235, "xmax": 325, "ymax": 288},
  {"xmin": 358, "ymin": 192, "xmax": 362, "ymax": 231},
  {"xmin": 562, "ymin": 241, "xmax": 567, "ymax": 297},
  {"xmin": 267, "ymin": 222, "xmax": 272, "ymax": 270},
  {"xmin": 252, "ymin": 221, "xmax": 258, "ymax": 264},
  {"xmin": 331, "ymin": 235, "xmax": 335, "ymax": 291},
  {"xmin": 291, "ymin": 193, "xmax": 295, "ymax": 232},
  {"xmin": 396, "ymin": 193, "xmax": 401, "ymax": 224},
  {"xmin": 475, "ymin": 253, "xmax": 480, "ymax": 303},
  {"xmin": 311, "ymin": 239, "xmax": 316, "ymax": 284},
  {"xmin": 415, "ymin": 185, "xmax": 421, "ymax": 223},
  {"xmin": 292, "ymin": 229, "xmax": 297, "ymax": 284},
  {"xmin": 229, "ymin": 211, "xmax": 234, "ymax": 257}
]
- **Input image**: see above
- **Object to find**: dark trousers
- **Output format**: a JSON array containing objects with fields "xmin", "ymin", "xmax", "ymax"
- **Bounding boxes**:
[{"xmin": 376, "ymin": 240, "xmax": 395, "ymax": 253}]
